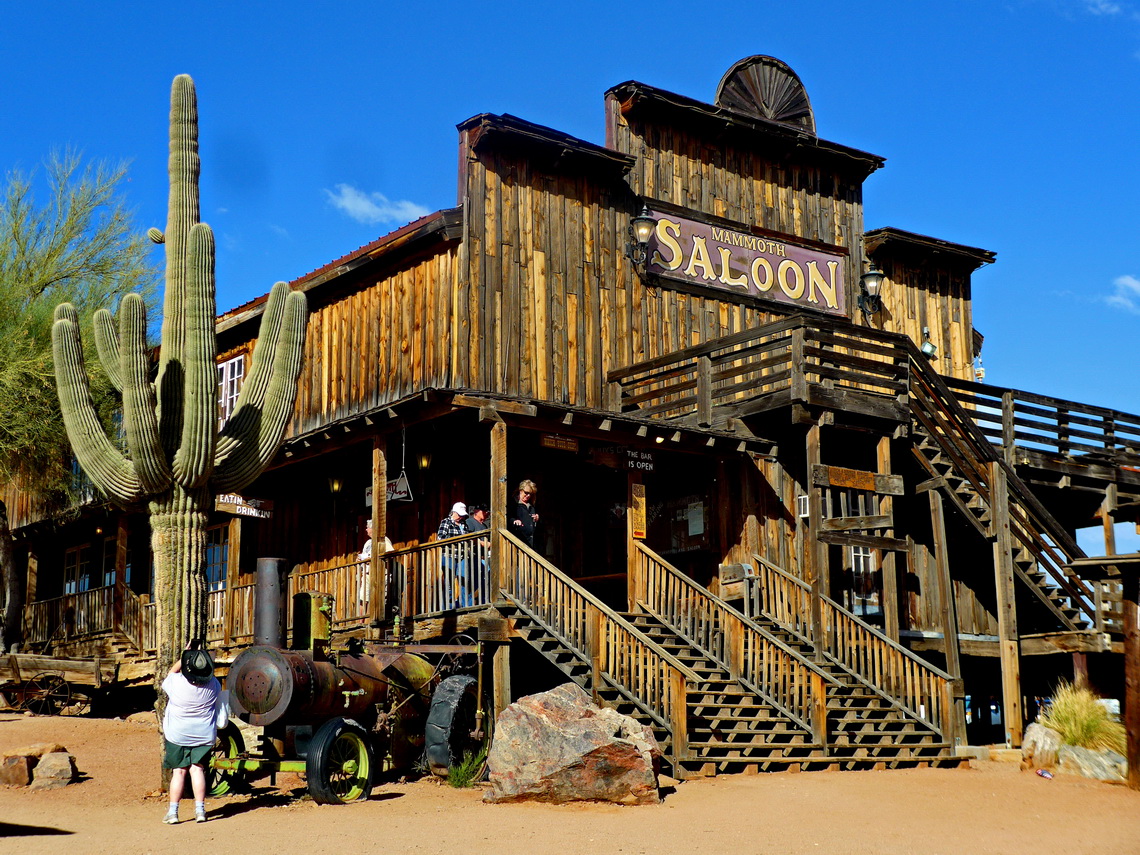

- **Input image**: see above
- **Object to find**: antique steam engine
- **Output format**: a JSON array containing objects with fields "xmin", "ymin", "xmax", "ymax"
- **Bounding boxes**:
[{"xmin": 211, "ymin": 559, "xmax": 485, "ymax": 803}]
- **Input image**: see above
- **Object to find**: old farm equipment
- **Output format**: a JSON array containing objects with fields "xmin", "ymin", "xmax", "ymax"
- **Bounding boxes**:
[{"xmin": 210, "ymin": 561, "xmax": 487, "ymax": 804}]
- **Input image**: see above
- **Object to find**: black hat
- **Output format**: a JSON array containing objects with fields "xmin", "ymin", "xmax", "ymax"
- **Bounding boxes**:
[{"xmin": 181, "ymin": 645, "xmax": 214, "ymax": 685}]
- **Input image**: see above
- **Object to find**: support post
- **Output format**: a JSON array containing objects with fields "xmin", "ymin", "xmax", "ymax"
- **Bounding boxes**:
[
  {"xmin": 990, "ymin": 462, "xmax": 1023, "ymax": 747},
  {"xmin": 490, "ymin": 421, "xmax": 507, "ymax": 602},
  {"xmin": 1123, "ymin": 572, "xmax": 1139, "ymax": 791},
  {"xmin": 929, "ymin": 489, "xmax": 966, "ymax": 744},
  {"xmin": 223, "ymin": 517, "xmax": 241, "ymax": 647},
  {"xmin": 370, "ymin": 437, "xmax": 387, "ymax": 625},
  {"xmin": 627, "ymin": 472, "xmax": 644, "ymax": 611},
  {"xmin": 877, "ymin": 435, "xmax": 900, "ymax": 642},
  {"xmin": 113, "ymin": 515, "xmax": 129, "ymax": 637},
  {"xmin": 806, "ymin": 423, "xmax": 826, "ymax": 657}
]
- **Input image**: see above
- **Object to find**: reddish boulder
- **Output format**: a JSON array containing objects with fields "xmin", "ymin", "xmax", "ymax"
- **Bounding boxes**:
[
  {"xmin": 0, "ymin": 754, "xmax": 31, "ymax": 786},
  {"xmin": 484, "ymin": 682, "xmax": 661, "ymax": 805}
]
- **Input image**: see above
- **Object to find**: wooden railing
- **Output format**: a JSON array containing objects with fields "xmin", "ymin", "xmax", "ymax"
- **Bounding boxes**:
[
  {"xmin": 227, "ymin": 582, "xmax": 256, "ymax": 645},
  {"xmin": 745, "ymin": 556, "xmax": 954, "ymax": 736},
  {"xmin": 632, "ymin": 543, "xmax": 829, "ymax": 740},
  {"xmin": 499, "ymin": 531, "xmax": 696, "ymax": 758},
  {"xmin": 25, "ymin": 586, "xmax": 116, "ymax": 646},
  {"xmin": 606, "ymin": 314, "xmax": 908, "ymax": 424},
  {"xmin": 289, "ymin": 559, "xmax": 372, "ymax": 628},
  {"xmin": 141, "ymin": 601, "xmax": 157, "ymax": 652},
  {"xmin": 385, "ymin": 533, "xmax": 490, "ymax": 618},
  {"xmin": 119, "ymin": 585, "xmax": 153, "ymax": 652},
  {"xmin": 944, "ymin": 376, "xmax": 1140, "ymax": 468},
  {"xmin": 907, "ymin": 347, "xmax": 1097, "ymax": 627}
]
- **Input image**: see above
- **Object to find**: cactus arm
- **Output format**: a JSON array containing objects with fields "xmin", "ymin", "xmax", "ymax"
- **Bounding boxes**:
[
  {"xmin": 118, "ymin": 293, "xmax": 170, "ymax": 493},
  {"xmin": 155, "ymin": 74, "xmax": 200, "ymax": 455},
  {"xmin": 215, "ymin": 281, "xmax": 288, "ymax": 461},
  {"xmin": 212, "ymin": 289, "xmax": 306, "ymax": 493},
  {"xmin": 51, "ymin": 304, "xmax": 142, "ymax": 503},
  {"xmin": 171, "ymin": 223, "xmax": 217, "ymax": 487},
  {"xmin": 92, "ymin": 308, "xmax": 123, "ymax": 392}
]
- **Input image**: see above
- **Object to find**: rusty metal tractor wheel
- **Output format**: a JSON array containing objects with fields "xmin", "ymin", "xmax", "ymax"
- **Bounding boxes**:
[
  {"xmin": 209, "ymin": 722, "xmax": 246, "ymax": 796},
  {"xmin": 306, "ymin": 717, "xmax": 374, "ymax": 804},
  {"xmin": 425, "ymin": 674, "xmax": 487, "ymax": 779},
  {"xmin": 23, "ymin": 673, "xmax": 70, "ymax": 716}
]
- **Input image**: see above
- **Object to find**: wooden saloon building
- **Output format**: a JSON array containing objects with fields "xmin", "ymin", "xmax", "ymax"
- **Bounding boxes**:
[{"xmin": 4, "ymin": 56, "xmax": 1137, "ymax": 777}]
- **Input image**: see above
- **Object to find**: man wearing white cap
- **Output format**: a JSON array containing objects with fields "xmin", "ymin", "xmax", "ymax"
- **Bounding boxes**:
[{"xmin": 437, "ymin": 502, "xmax": 469, "ymax": 608}]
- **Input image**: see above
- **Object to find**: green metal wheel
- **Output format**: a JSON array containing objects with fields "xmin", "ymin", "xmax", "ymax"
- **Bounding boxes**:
[
  {"xmin": 209, "ymin": 722, "xmax": 246, "ymax": 796},
  {"xmin": 305, "ymin": 717, "xmax": 374, "ymax": 804}
]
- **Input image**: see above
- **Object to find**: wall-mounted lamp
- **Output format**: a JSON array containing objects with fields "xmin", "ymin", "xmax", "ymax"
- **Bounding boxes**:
[
  {"xmin": 626, "ymin": 205, "xmax": 657, "ymax": 268},
  {"xmin": 417, "ymin": 451, "xmax": 432, "ymax": 471},
  {"xmin": 920, "ymin": 326, "xmax": 938, "ymax": 358},
  {"xmin": 857, "ymin": 263, "xmax": 885, "ymax": 316},
  {"xmin": 328, "ymin": 476, "xmax": 344, "ymax": 495}
]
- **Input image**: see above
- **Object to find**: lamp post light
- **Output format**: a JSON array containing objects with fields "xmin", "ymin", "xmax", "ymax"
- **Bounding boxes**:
[
  {"xmin": 626, "ymin": 205, "xmax": 657, "ymax": 268},
  {"xmin": 858, "ymin": 263, "xmax": 885, "ymax": 316}
]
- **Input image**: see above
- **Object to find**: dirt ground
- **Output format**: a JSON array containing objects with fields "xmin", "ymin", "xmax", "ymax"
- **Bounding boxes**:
[{"xmin": 1, "ymin": 711, "xmax": 1138, "ymax": 855}]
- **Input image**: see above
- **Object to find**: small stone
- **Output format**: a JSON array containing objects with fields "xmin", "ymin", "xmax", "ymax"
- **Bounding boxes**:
[
  {"xmin": 29, "ymin": 752, "xmax": 77, "ymax": 790},
  {"xmin": 0, "ymin": 754, "xmax": 31, "ymax": 786},
  {"xmin": 1022, "ymin": 723, "xmax": 1062, "ymax": 770},
  {"xmin": 3, "ymin": 742, "xmax": 67, "ymax": 759}
]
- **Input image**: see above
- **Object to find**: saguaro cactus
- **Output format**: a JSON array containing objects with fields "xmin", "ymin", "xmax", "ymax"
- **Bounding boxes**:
[{"xmin": 51, "ymin": 75, "xmax": 307, "ymax": 673}]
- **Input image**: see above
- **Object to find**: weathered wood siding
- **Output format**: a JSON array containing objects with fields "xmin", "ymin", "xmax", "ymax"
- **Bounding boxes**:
[
  {"xmin": 286, "ymin": 245, "xmax": 459, "ymax": 438},
  {"xmin": 876, "ymin": 256, "xmax": 976, "ymax": 383},
  {"xmin": 606, "ymin": 93, "xmax": 865, "ymax": 319}
]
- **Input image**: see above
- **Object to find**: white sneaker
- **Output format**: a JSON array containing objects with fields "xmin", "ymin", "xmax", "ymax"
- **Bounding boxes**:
[
  {"xmin": 163, "ymin": 809, "xmax": 179, "ymax": 825},
  {"xmin": 195, "ymin": 808, "xmax": 207, "ymax": 823}
]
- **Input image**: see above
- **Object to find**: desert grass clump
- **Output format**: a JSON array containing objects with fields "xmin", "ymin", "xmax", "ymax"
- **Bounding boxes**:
[
  {"xmin": 1038, "ymin": 681, "xmax": 1125, "ymax": 754},
  {"xmin": 447, "ymin": 748, "xmax": 488, "ymax": 789}
]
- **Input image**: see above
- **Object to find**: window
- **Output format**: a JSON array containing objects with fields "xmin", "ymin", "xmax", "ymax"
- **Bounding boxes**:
[
  {"xmin": 849, "ymin": 545, "xmax": 881, "ymax": 618},
  {"xmin": 64, "ymin": 544, "xmax": 94, "ymax": 595},
  {"xmin": 217, "ymin": 354, "xmax": 245, "ymax": 428},
  {"xmin": 101, "ymin": 536, "xmax": 117, "ymax": 587},
  {"xmin": 205, "ymin": 524, "xmax": 229, "ymax": 592}
]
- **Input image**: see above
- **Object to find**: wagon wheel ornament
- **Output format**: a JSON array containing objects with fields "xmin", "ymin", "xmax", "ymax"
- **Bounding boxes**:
[
  {"xmin": 440, "ymin": 634, "xmax": 477, "ymax": 677},
  {"xmin": 22, "ymin": 673, "xmax": 71, "ymax": 716}
]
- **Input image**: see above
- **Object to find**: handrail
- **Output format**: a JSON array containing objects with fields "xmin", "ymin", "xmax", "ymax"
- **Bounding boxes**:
[
  {"xmin": 499, "ymin": 530, "xmax": 695, "ymax": 758},
  {"xmin": 289, "ymin": 557, "xmax": 372, "ymax": 627},
  {"xmin": 632, "ymin": 542, "xmax": 830, "ymax": 741},
  {"xmin": 25, "ymin": 586, "xmax": 116, "ymax": 645},
  {"xmin": 383, "ymin": 532, "xmax": 490, "ymax": 617},
  {"xmin": 747, "ymin": 555, "xmax": 954, "ymax": 736}
]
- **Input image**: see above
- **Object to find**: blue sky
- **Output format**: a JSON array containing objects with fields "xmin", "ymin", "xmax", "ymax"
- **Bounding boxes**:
[{"xmin": 4, "ymin": 0, "xmax": 1138, "ymax": 427}]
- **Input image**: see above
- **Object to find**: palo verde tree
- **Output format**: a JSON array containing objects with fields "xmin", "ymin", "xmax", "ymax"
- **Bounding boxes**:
[
  {"xmin": 0, "ymin": 152, "xmax": 157, "ymax": 652},
  {"xmin": 51, "ymin": 75, "xmax": 308, "ymax": 678}
]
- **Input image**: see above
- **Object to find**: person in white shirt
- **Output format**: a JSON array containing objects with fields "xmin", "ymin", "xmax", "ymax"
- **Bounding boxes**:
[{"xmin": 161, "ymin": 647, "xmax": 223, "ymax": 824}]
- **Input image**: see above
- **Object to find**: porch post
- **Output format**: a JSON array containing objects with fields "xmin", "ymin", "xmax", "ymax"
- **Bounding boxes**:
[
  {"xmin": 489, "ymin": 419, "xmax": 507, "ymax": 602},
  {"xmin": 370, "ymin": 436, "xmax": 387, "ymax": 624},
  {"xmin": 223, "ymin": 517, "xmax": 241, "ymax": 648},
  {"xmin": 805, "ymin": 423, "xmax": 826, "ymax": 658},
  {"xmin": 113, "ymin": 514, "xmax": 128, "ymax": 637},
  {"xmin": 990, "ymin": 461, "xmax": 1024, "ymax": 747},
  {"xmin": 877, "ymin": 436, "xmax": 901, "ymax": 643},
  {"xmin": 929, "ymin": 488, "xmax": 966, "ymax": 744}
]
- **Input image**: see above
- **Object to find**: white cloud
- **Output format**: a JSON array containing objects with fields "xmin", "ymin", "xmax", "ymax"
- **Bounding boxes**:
[
  {"xmin": 269, "ymin": 223, "xmax": 290, "ymax": 239},
  {"xmin": 1105, "ymin": 274, "xmax": 1140, "ymax": 313},
  {"xmin": 324, "ymin": 183, "xmax": 430, "ymax": 226},
  {"xmin": 1084, "ymin": 0, "xmax": 1123, "ymax": 14}
]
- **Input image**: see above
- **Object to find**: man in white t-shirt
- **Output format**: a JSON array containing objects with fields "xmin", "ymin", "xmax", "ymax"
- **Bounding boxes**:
[{"xmin": 161, "ymin": 647, "xmax": 222, "ymax": 824}]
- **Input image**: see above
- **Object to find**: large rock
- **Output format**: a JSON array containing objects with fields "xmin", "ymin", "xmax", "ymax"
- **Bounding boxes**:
[
  {"xmin": 0, "ymin": 754, "xmax": 31, "ymax": 786},
  {"xmin": 28, "ymin": 752, "xmax": 77, "ymax": 790},
  {"xmin": 484, "ymin": 682, "xmax": 661, "ymax": 805},
  {"xmin": 1058, "ymin": 745, "xmax": 1127, "ymax": 783},
  {"xmin": 1021, "ymin": 723, "xmax": 1063, "ymax": 770}
]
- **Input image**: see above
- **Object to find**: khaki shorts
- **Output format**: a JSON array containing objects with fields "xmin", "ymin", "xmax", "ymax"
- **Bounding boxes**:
[{"xmin": 163, "ymin": 740, "xmax": 212, "ymax": 769}]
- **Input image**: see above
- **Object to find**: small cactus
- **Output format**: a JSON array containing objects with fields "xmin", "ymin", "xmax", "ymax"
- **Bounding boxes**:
[{"xmin": 52, "ymin": 75, "xmax": 307, "ymax": 671}]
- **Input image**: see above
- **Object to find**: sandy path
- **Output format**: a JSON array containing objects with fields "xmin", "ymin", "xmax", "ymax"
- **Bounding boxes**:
[{"xmin": 1, "ymin": 712, "xmax": 1138, "ymax": 855}]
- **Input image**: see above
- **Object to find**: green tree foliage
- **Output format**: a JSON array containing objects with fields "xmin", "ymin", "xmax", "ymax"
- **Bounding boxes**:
[{"xmin": 0, "ymin": 152, "xmax": 157, "ymax": 651}]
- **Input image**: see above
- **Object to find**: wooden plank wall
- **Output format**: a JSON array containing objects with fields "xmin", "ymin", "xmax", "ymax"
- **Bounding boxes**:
[
  {"xmin": 606, "ymin": 95, "xmax": 864, "ymax": 314},
  {"xmin": 457, "ymin": 132, "xmax": 810, "ymax": 409},
  {"xmin": 286, "ymin": 246, "xmax": 460, "ymax": 439},
  {"xmin": 877, "ymin": 256, "xmax": 975, "ymax": 383}
]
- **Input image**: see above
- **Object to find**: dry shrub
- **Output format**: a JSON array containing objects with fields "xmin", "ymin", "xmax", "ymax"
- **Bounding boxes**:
[{"xmin": 1038, "ymin": 681, "xmax": 1125, "ymax": 754}]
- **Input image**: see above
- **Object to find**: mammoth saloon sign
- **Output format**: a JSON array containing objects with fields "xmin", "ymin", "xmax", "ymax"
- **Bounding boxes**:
[{"xmin": 646, "ymin": 212, "xmax": 848, "ymax": 315}]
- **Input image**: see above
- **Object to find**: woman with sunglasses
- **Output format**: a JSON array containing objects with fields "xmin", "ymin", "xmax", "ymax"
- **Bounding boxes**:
[{"xmin": 511, "ymin": 479, "xmax": 539, "ymax": 548}]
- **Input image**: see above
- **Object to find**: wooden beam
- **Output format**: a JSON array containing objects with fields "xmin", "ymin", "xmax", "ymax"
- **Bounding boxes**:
[
  {"xmin": 1123, "ymin": 573, "xmax": 1140, "ymax": 791},
  {"xmin": 452, "ymin": 394, "xmax": 538, "ymax": 417},
  {"xmin": 877, "ymin": 437, "xmax": 900, "ymax": 645},
  {"xmin": 810, "ymin": 465, "xmax": 904, "ymax": 496},
  {"xmin": 818, "ymin": 531, "xmax": 909, "ymax": 552},
  {"xmin": 990, "ymin": 461, "xmax": 1024, "ymax": 747},
  {"xmin": 371, "ymin": 437, "xmax": 387, "ymax": 624},
  {"xmin": 806, "ymin": 424, "xmax": 826, "ymax": 653},
  {"xmin": 490, "ymin": 421, "xmax": 508, "ymax": 602},
  {"xmin": 928, "ymin": 488, "xmax": 966, "ymax": 742}
]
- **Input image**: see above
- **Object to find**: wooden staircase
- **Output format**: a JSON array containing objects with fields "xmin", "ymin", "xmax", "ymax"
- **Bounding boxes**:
[
  {"xmin": 499, "ymin": 531, "xmax": 960, "ymax": 777},
  {"xmin": 908, "ymin": 351, "xmax": 1097, "ymax": 631}
]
